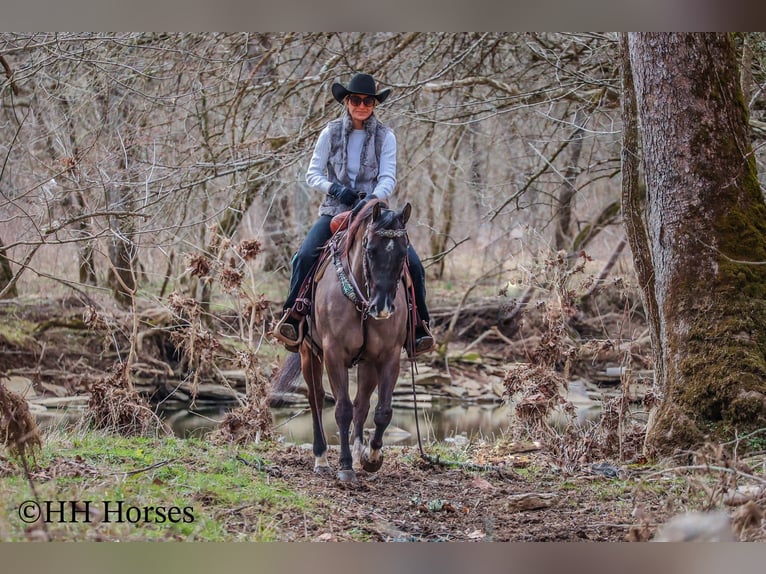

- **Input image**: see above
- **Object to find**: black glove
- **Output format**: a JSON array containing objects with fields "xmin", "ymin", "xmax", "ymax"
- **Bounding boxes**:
[
  {"xmin": 329, "ymin": 183, "xmax": 358, "ymax": 206},
  {"xmin": 350, "ymin": 194, "xmax": 373, "ymax": 217}
]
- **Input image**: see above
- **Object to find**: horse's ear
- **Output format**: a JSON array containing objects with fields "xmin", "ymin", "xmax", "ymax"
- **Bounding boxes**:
[
  {"xmin": 401, "ymin": 202, "xmax": 411, "ymax": 225},
  {"xmin": 372, "ymin": 202, "xmax": 382, "ymax": 221}
]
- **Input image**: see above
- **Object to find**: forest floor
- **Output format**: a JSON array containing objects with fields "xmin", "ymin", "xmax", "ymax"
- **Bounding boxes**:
[
  {"xmin": 0, "ymin": 427, "xmax": 764, "ymax": 542},
  {"xmin": 1, "ymin": 286, "xmax": 766, "ymax": 541}
]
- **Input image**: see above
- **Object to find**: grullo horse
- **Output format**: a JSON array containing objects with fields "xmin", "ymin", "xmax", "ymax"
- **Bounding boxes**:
[{"xmin": 272, "ymin": 199, "xmax": 412, "ymax": 483}]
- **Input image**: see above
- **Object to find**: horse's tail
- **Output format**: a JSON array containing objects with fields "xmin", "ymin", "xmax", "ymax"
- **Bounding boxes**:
[{"xmin": 269, "ymin": 352, "xmax": 303, "ymax": 405}]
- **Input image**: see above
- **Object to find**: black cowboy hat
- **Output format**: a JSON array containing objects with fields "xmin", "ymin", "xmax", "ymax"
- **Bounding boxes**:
[{"xmin": 331, "ymin": 73, "xmax": 391, "ymax": 104}]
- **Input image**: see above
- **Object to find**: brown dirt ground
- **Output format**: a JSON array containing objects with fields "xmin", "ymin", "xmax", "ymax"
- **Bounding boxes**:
[{"xmin": 253, "ymin": 442, "xmax": 674, "ymax": 542}]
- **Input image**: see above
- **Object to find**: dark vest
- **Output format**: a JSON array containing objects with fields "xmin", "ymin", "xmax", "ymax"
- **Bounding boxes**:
[{"xmin": 318, "ymin": 113, "xmax": 390, "ymax": 217}]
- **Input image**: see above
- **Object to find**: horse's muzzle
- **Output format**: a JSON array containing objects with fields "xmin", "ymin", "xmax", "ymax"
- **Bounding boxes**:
[
  {"xmin": 370, "ymin": 310, "xmax": 392, "ymax": 320},
  {"xmin": 368, "ymin": 301, "xmax": 395, "ymax": 320}
]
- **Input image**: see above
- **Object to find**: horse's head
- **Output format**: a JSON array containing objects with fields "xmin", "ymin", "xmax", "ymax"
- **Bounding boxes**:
[{"xmin": 362, "ymin": 201, "xmax": 411, "ymax": 320}]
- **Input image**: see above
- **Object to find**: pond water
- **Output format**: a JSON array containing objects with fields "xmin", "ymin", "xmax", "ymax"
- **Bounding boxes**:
[
  {"xmin": 160, "ymin": 400, "xmax": 521, "ymax": 446},
  {"xmin": 158, "ymin": 381, "xmax": 607, "ymax": 446},
  {"xmin": 33, "ymin": 380, "xmax": 612, "ymax": 446}
]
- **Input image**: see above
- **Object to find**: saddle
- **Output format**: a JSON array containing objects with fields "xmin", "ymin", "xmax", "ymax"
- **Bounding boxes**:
[{"xmin": 286, "ymin": 211, "xmax": 349, "ymax": 321}]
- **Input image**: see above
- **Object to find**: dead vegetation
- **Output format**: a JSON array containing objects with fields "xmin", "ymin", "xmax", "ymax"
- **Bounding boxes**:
[
  {"xmin": 3, "ymin": 272, "xmax": 766, "ymax": 541},
  {"xmin": 0, "ymin": 251, "xmax": 652, "ymax": 443},
  {"xmin": 211, "ymin": 350, "xmax": 273, "ymax": 445},
  {"xmin": 0, "ymin": 383, "xmax": 41, "ymax": 459},
  {"xmin": 2, "ymin": 241, "xmax": 654, "ymax": 464},
  {"xmin": 83, "ymin": 364, "xmax": 167, "ymax": 437},
  {"xmin": 500, "ymin": 252, "xmax": 655, "ymax": 469}
]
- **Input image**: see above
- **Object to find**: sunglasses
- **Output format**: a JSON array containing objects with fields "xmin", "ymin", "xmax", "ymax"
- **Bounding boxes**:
[{"xmin": 347, "ymin": 95, "xmax": 376, "ymax": 107}]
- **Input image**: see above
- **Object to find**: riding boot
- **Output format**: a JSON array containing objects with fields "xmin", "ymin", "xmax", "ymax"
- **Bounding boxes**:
[
  {"xmin": 407, "ymin": 245, "xmax": 436, "ymax": 356},
  {"xmin": 274, "ymin": 215, "xmax": 333, "ymax": 352},
  {"xmin": 414, "ymin": 319, "xmax": 435, "ymax": 356},
  {"xmin": 273, "ymin": 310, "xmax": 302, "ymax": 352}
]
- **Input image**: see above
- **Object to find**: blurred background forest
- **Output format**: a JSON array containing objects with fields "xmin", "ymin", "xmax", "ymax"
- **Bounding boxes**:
[{"xmin": 2, "ymin": 32, "xmax": 766, "ymax": 408}]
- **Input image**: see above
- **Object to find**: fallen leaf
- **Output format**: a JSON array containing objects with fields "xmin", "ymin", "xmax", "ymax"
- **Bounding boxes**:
[
  {"xmin": 313, "ymin": 532, "xmax": 335, "ymax": 542},
  {"xmin": 470, "ymin": 475, "xmax": 495, "ymax": 491},
  {"xmin": 505, "ymin": 492, "xmax": 557, "ymax": 512}
]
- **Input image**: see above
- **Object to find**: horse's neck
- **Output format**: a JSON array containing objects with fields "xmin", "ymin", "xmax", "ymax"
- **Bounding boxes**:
[{"xmin": 346, "ymin": 225, "xmax": 367, "ymax": 283}]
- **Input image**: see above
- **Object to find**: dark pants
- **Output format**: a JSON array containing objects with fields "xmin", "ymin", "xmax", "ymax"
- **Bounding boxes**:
[
  {"xmin": 283, "ymin": 216, "xmax": 430, "ymax": 326},
  {"xmin": 406, "ymin": 244, "xmax": 430, "ymax": 324}
]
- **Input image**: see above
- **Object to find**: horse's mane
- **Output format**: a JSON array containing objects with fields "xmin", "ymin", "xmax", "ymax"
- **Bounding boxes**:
[{"xmin": 342, "ymin": 198, "xmax": 396, "ymax": 259}]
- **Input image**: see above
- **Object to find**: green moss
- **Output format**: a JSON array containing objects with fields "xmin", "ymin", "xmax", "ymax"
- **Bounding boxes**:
[
  {"xmin": 651, "ymin": 171, "xmax": 766, "ymax": 455},
  {"xmin": 716, "ymin": 205, "xmax": 766, "ymax": 297},
  {"xmin": 670, "ymin": 303, "xmax": 766, "ymax": 426},
  {"xmin": 727, "ymin": 392, "xmax": 766, "ymax": 425},
  {"xmin": 646, "ymin": 400, "xmax": 706, "ymax": 458},
  {"xmin": 0, "ymin": 316, "xmax": 37, "ymax": 348}
]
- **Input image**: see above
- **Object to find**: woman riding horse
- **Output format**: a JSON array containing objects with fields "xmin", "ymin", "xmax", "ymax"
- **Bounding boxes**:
[
  {"xmin": 297, "ymin": 199, "xmax": 412, "ymax": 482},
  {"xmin": 273, "ymin": 73, "xmax": 434, "ymax": 355},
  {"xmin": 270, "ymin": 198, "xmax": 414, "ymax": 482}
]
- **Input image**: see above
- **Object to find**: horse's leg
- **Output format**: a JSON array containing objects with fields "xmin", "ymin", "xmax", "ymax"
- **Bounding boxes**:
[
  {"xmin": 351, "ymin": 362, "xmax": 378, "ymax": 472},
  {"xmin": 324, "ymin": 350, "xmax": 356, "ymax": 483},
  {"xmin": 301, "ymin": 345, "xmax": 331, "ymax": 475},
  {"xmin": 363, "ymin": 354, "xmax": 401, "ymax": 473}
]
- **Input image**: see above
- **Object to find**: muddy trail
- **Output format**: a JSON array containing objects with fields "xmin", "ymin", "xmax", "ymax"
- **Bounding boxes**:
[{"xmin": 257, "ymin": 441, "xmax": 661, "ymax": 542}]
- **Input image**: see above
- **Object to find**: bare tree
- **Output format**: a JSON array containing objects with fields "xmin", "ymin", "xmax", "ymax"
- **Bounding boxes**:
[{"xmin": 1, "ymin": 33, "xmax": 630, "ymax": 304}]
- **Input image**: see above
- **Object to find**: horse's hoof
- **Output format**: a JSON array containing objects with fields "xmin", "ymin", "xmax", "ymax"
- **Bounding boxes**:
[
  {"xmin": 362, "ymin": 453, "xmax": 383, "ymax": 473},
  {"xmin": 337, "ymin": 469, "xmax": 358, "ymax": 484},
  {"xmin": 314, "ymin": 465, "xmax": 333, "ymax": 476}
]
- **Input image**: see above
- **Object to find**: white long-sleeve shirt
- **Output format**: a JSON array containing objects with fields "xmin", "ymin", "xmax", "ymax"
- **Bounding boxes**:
[{"xmin": 305, "ymin": 126, "xmax": 397, "ymax": 200}]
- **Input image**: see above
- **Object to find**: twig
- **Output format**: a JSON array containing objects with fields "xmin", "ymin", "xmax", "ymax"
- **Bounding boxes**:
[
  {"xmin": 696, "ymin": 237, "xmax": 766, "ymax": 265},
  {"xmin": 420, "ymin": 452, "xmax": 517, "ymax": 477},
  {"xmin": 115, "ymin": 458, "xmax": 177, "ymax": 477},
  {"xmin": 272, "ymin": 408, "xmax": 309, "ymax": 430},
  {"xmin": 186, "ymin": 410, "xmax": 220, "ymax": 424},
  {"xmin": 212, "ymin": 364, "xmax": 247, "ymax": 408},
  {"xmin": 460, "ymin": 326, "xmax": 514, "ymax": 355},
  {"xmin": 640, "ymin": 464, "xmax": 766, "ymax": 485}
]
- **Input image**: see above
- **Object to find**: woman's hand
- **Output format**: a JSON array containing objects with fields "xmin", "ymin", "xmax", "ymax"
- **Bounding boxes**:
[{"xmin": 329, "ymin": 183, "xmax": 358, "ymax": 206}]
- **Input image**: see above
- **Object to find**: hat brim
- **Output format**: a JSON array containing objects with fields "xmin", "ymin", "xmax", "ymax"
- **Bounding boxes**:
[{"xmin": 332, "ymin": 82, "xmax": 391, "ymax": 104}]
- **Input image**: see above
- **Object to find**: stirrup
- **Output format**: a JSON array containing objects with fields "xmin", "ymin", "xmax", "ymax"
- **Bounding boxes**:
[
  {"xmin": 273, "ymin": 312, "xmax": 304, "ymax": 352},
  {"xmin": 412, "ymin": 320, "xmax": 436, "ymax": 357},
  {"xmin": 414, "ymin": 335, "xmax": 435, "ymax": 356}
]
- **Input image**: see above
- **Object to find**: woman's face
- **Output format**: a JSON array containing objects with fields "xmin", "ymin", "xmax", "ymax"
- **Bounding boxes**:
[{"xmin": 345, "ymin": 93, "xmax": 376, "ymax": 126}]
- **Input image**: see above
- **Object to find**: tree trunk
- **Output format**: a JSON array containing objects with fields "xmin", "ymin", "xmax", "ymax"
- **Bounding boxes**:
[
  {"xmin": 553, "ymin": 108, "xmax": 586, "ymax": 252},
  {"xmin": 107, "ymin": 196, "xmax": 137, "ymax": 307},
  {"xmin": 247, "ymin": 33, "xmax": 293, "ymax": 274},
  {"xmin": 627, "ymin": 33, "xmax": 766, "ymax": 456},
  {"xmin": 619, "ymin": 33, "xmax": 664, "ymax": 405},
  {"xmin": 259, "ymin": 182, "xmax": 294, "ymax": 274},
  {"xmin": 0, "ymin": 239, "xmax": 18, "ymax": 299},
  {"xmin": 428, "ymin": 125, "xmax": 461, "ymax": 280},
  {"xmin": 59, "ymin": 94, "xmax": 98, "ymax": 286}
]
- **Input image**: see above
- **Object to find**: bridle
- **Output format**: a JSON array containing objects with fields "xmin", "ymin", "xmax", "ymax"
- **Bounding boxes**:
[
  {"xmin": 332, "ymin": 216, "xmax": 409, "ymax": 319},
  {"xmin": 361, "ymin": 224, "xmax": 408, "ymax": 311}
]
